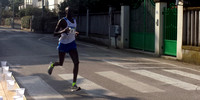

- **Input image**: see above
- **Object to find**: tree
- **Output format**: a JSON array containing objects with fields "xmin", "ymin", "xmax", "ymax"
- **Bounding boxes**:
[
  {"xmin": 9, "ymin": 0, "xmax": 23, "ymax": 15},
  {"xmin": 58, "ymin": 0, "xmax": 143, "ymax": 14},
  {"xmin": 0, "ymin": 0, "xmax": 10, "ymax": 8},
  {"xmin": 0, "ymin": 0, "xmax": 10, "ymax": 24}
]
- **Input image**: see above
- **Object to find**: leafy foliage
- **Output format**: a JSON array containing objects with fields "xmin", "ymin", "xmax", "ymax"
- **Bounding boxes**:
[
  {"xmin": 21, "ymin": 16, "xmax": 32, "ymax": 29},
  {"xmin": 17, "ymin": 7, "xmax": 57, "ymax": 17},
  {"xmin": 0, "ymin": 0, "xmax": 10, "ymax": 8},
  {"xmin": 58, "ymin": 0, "xmax": 144, "ymax": 14},
  {"xmin": 5, "ymin": 18, "xmax": 12, "ymax": 26},
  {"xmin": 2, "ymin": 10, "xmax": 12, "ymax": 18}
]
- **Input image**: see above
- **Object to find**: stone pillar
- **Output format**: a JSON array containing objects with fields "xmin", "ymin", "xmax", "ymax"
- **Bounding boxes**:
[
  {"xmin": 155, "ymin": 2, "xmax": 167, "ymax": 56},
  {"xmin": 120, "ymin": 6, "xmax": 130, "ymax": 48},
  {"xmin": 177, "ymin": 1, "xmax": 184, "ymax": 60}
]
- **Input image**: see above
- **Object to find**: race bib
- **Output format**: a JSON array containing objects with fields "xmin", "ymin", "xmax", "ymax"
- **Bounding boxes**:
[{"xmin": 69, "ymin": 27, "xmax": 75, "ymax": 34}]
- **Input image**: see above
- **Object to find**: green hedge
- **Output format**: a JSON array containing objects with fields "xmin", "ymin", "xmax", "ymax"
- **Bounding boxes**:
[
  {"xmin": 5, "ymin": 18, "xmax": 12, "ymax": 26},
  {"xmin": 32, "ymin": 16, "xmax": 58, "ymax": 33},
  {"xmin": 21, "ymin": 16, "xmax": 32, "ymax": 29},
  {"xmin": 32, "ymin": 16, "xmax": 43, "ymax": 32}
]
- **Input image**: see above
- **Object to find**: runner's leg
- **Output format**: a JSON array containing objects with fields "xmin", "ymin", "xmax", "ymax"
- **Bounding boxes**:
[
  {"xmin": 69, "ymin": 49, "xmax": 81, "ymax": 91},
  {"xmin": 48, "ymin": 51, "xmax": 66, "ymax": 75},
  {"xmin": 54, "ymin": 51, "xmax": 66, "ymax": 66},
  {"xmin": 69, "ymin": 49, "xmax": 79, "ymax": 83}
]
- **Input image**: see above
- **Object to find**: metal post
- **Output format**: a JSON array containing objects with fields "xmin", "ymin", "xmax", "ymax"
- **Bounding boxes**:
[
  {"xmin": 42, "ymin": 0, "xmax": 44, "ymax": 17},
  {"xmin": 12, "ymin": 0, "xmax": 14, "ymax": 28},
  {"xmin": 108, "ymin": 6, "xmax": 112, "ymax": 48},
  {"xmin": 191, "ymin": 11, "xmax": 194, "ymax": 45},
  {"xmin": 199, "ymin": 11, "xmax": 200, "ymax": 46},
  {"xmin": 86, "ymin": 8, "xmax": 89, "ymax": 37},
  {"xmin": 143, "ymin": 0, "xmax": 146, "ymax": 50},
  {"xmin": 187, "ymin": 11, "xmax": 190, "ymax": 45},
  {"xmin": 194, "ymin": 11, "xmax": 198, "ymax": 46}
]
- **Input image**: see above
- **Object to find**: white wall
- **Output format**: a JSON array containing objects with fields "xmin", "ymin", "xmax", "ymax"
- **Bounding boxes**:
[
  {"xmin": 24, "ymin": 0, "xmax": 38, "ymax": 8},
  {"xmin": 48, "ymin": 0, "xmax": 55, "ymax": 10},
  {"xmin": 32, "ymin": 0, "xmax": 38, "ymax": 7},
  {"xmin": 49, "ymin": 0, "xmax": 64, "ymax": 11},
  {"xmin": 23, "ymin": 0, "xmax": 64, "ymax": 10}
]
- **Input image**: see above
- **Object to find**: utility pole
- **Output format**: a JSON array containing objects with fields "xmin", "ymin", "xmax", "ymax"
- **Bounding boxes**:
[
  {"xmin": 108, "ymin": 6, "xmax": 112, "ymax": 48},
  {"xmin": 12, "ymin": 0, "xmax": 14, "ymax": 28},
  {"xmin": 42, "ymin": 0, "xmax": 44, "ymax": 17}
]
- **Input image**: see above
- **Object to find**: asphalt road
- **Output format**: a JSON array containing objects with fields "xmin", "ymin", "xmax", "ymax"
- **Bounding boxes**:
[{"xmin": 1, "ymin": 27, "xmax": 200, "ymax": 100}]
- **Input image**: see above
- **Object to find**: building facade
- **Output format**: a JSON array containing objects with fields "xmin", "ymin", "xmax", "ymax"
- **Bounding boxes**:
[{"xmin": 20, "ymin": 0, "xmax": 65, "ymax": 11}]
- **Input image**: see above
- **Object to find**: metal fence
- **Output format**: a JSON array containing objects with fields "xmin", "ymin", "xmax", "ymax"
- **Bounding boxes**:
[
  {"xmin": 183, "ymin": 8, "xmax": 200, "ymax": 46},
  {"xmin": 76, "ymin": 12, "xmax": 120, "ymax": 37}
]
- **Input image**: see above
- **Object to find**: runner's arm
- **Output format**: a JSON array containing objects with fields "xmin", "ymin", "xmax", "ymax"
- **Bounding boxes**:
[{"xmin": 54, "ymin": 19, "xmax": 69, "ymax": 36}]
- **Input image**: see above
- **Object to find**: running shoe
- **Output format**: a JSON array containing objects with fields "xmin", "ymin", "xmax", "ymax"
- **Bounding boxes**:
[
  {"xmin": 71, "ymin": 85, "xmax": 81, "ymax": 92},
  {"xmin": 48, "ymin": 62, "xmax": 54, "ymax": 75}
]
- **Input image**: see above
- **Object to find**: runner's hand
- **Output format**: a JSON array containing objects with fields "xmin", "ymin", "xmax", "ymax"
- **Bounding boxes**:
[{"xmin": 75, "ymin": 31, "xmax": 79, "ymax": 36}]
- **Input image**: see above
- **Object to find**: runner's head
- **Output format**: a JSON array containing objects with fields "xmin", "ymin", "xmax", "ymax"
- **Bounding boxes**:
[{"xmin": 65, "ymin": 7, "xmax": 73, "ymax": 18}]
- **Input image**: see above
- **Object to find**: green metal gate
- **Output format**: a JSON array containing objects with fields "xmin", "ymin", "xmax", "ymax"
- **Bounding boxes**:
[
  {"xmin": 163, "ymin": 4, "xmax": 177, "ymax": 56},
  {"xmin": 130, "ymin": 0, "xmax": 155, "ymax": 52}
]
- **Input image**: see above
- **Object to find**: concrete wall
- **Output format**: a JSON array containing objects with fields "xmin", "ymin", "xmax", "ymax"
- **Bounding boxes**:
[{"xmin": 182, "ymin": 46, "xmax": 200, "ymax": 65}]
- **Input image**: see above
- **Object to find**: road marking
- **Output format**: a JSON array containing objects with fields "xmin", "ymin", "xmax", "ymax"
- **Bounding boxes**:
[
  {"xmin": 80, "ymin": 53, "xmax": 90, "ymax": 57},
  {"xmin": 16, "ymin": 76, "xmax": 66, "ymax": 100},
  {"xmin": 116, "ymin": 62, "xmax": 167, "ymax": 65},
  {"xmin": 77, "ymin": 42, "xmax": 94, "ymax": 48},
  {"xmin": 96, "ymin": 71, "xmax": 164, "ymax": 93},
  {"xmin": 102, "ymin": 59, "xmax": 171, "ymax": 69},
  {"xmin": 164, "ymin": 70, "xmax": 200, "ymax": 81},
  {"xmin": 102, "ymin": 59, "xmax": 129, "ymax": 69},
  {"xmin": 58, "ymin": 74, "xmax": 116, "ymax": 97},
  {"xmin": 131, "ymin": 70, "xmax": 200, "ymax": 90},
  {"xmin": 141, "ymin": 58, "xmax": 200, "ymax": 73}
]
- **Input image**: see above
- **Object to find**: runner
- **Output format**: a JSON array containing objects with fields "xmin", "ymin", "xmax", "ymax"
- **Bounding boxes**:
[{"xmin": 48, "ymin": 7, "xmax": 81, "ymax": 92}]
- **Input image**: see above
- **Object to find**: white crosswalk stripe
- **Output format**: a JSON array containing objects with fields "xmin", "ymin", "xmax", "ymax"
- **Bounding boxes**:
[
  {"xmin": 131, "ymin": 70, "xmax": 200, "ymax": 91},
  {"xmin": 96, "ymin": 71, "xmax": 164, "ymax": 93},
  {"xmin": 58, "ymin": 74, "xmax": 116, "ymax": 97},
  {"xmin": 164, "ymin": 69, "xmax": 200, "ymax": 81}
]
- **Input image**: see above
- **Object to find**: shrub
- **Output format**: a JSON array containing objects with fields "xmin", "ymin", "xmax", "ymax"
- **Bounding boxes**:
[
  {"xmin": 32, "ymin": 16, "xmax": 44, "ymax": 32},
  {"xmin": 32, "ymin": 16, "xmax": 58, "ymax": 33},
  {"xmin": 21, "ymin": 16, "xmax": 32, "ymax": 29},
  {"xmin": 17, "ymin": 9, "xmax": 26, "ymax": 17},
  {"xmin": 25, "ymin": 7, "xmax": 42, "ymax": 16},
  {"xmin": 5, "ymin": 18, "xmax": 12, "ymax": 26},
  {"xmin": 2, "ymin": 11, "xmax": 13, "ymax": 18}
]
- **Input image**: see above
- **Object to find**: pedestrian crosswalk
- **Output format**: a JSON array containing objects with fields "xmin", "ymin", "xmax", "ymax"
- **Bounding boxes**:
[
  {"xmin": 96, "ymin": 71, "xmax": 164, "ymax": 93},
  {"xmin": 131, "ymin": 70, "xmax": 200, "ymax": 91},
  {"xmin": 14, "ymin": 57, "xmax": 200, "ymax": 99},
  {"xmin": 63, "ymin": 68, "xmax": 200, "ymax": 93},
  {"xmin": 59, "ymin": 69, "xmax": 200, "ymax": 94},
  {"xmin": 163, "ymin": 69, "xmax": 200, "ymax": 81},
  {"xmin": 16, "ymin": 69, "xmax": 200, "ymax": 99},
  {"xmin": 58, "ymin": 74, "xmax": 116, "ymax": 97}
]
